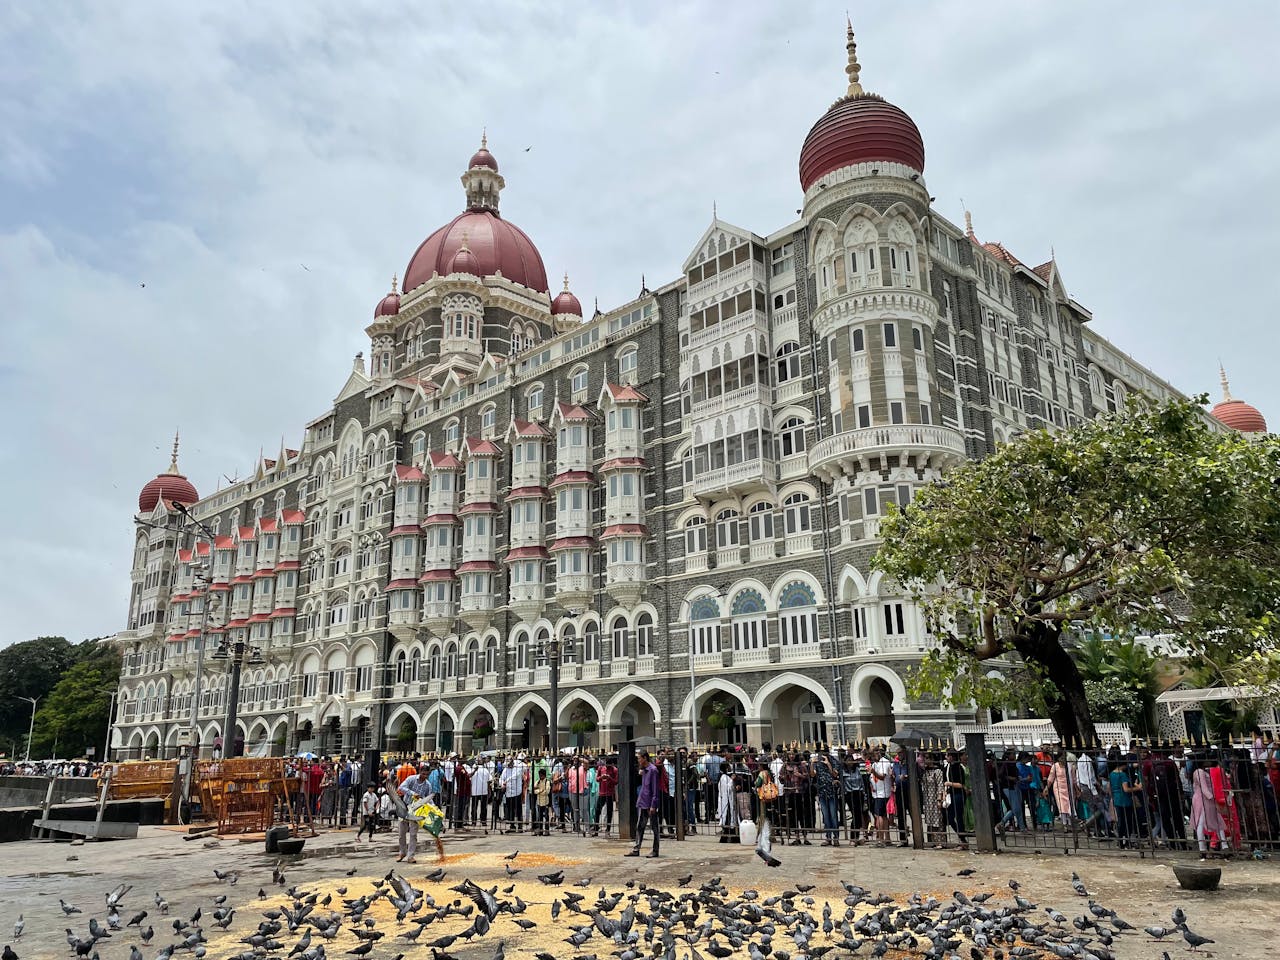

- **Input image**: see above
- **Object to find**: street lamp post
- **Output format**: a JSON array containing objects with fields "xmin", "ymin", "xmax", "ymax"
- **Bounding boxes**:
[
  {"xmin": 215, "ymin": 637, "xmax": 263, "ymax": 759},
  {"xmin": 549, "ymin": 609, "xmax": 584, "ymax": 756},
  {"xmin": 15, "ymin": 696, "xmax": 37, "ymax": 763},
  {"xmin": 102, "ymin": 688, "xmax": 117, "ymax": 763}
]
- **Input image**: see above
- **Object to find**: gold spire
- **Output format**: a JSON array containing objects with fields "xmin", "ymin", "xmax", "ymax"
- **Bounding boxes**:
[
  {"xmin": 1220, "ymin": 363, "xmax": 1233, "ymax": 402},
  {"xmin": 391, "ymin": 273, "xmax": 398, "ymax": 294},
  {"xmin": 481, "ymin": 128, "xmax": 487, "ymax": 150},
  {"xmin": 168, "ymin": 429, "xmax": 181, "ymax": 474},
  {"xmin": 845, "ymin": 18, "xmax": 863, "ymax": 97}
]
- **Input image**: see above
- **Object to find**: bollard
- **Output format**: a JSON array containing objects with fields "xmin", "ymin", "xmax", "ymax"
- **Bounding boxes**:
[
  {"xmin": 617, "ymin": 740, "xmax": 637, "ymax": 843},
  {"xmin": 964, "ymin": 733, "xmax": 997, "ymax": 853}
]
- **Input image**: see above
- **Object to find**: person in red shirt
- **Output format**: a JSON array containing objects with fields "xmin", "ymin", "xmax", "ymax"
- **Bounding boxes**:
[
  {"xmin": 595, "ymin": 757, "xmax": 618, "ymax": 837},
  {"xmin": 307, "ymin": 761, "xmax": 325, "ymax": 814}
]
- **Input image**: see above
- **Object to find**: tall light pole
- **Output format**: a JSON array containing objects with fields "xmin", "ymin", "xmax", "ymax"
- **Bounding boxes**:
[
  {"xmin": 549, "ymin": 609, "xmax": 584, "ymax": 756},
  {"xmin": 173, "ymin": 501, "xmax": 221, "ymax": 822},
  {"xmin": 15, "ymin": 696, "xmax": 37, "ymax": 763},
  {"xmin": 215, "ymin": 638, "xmax": 261, "ymax": 759},
  {"xmin": 102, "ymin": 688, "xmax": 117, "ymax": 763}
]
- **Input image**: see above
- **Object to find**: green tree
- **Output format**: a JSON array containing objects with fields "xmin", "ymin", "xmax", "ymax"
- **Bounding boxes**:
[
  {"xmin": 875, "ymin": 395, "xmax": 1280, "ymax": 745},
  {"xmin": 0, "ymin": 636, "xmax": 76, "ymax": 754},
  {"xmin": 29, "ymin": 641, "xmax": 122, "ymax": 759},
  {"xmin": 1075, "ymin": 634, "xmax": 1160, "ymax": 735}
]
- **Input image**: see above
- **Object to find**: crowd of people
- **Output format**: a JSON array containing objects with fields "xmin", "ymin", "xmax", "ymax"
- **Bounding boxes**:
[
  {"xmin": 269, "ymin": 730, "xmax": 1280, "ymax": 863},
  {"xmin": 0, "ymin": 758, "xmax": 103, "ymax": 778}
]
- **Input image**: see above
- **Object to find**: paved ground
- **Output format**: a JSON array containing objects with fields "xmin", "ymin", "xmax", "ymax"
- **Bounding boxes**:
[{"xmin": 2, "ymin": 824, "xmax": 1275, "ymax": 959}]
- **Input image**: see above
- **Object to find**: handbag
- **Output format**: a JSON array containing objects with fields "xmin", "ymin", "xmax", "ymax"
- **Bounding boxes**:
[
  {"xmin": 942, "ymin": 792, "xmax": 952, "ymax": 809},
  {"xmin": 887, "ymin": 793, "xmax": 897, "ymax": 817},
  {"xmin": 757, "ymin": 780, "xmax": 779, "ymax": 802}
]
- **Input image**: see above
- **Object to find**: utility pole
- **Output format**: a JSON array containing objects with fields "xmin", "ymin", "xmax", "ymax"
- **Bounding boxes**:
[{"xmin": 15, "ymin": 696, "xmax": 37, "ymax": 763}]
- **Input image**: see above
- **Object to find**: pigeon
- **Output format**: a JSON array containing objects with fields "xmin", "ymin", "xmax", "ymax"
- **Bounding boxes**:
[
  {"xmin": 154, "ymin": 893, "xmax": 169, "ymax": 915},
  {"xmin": 957, "ymin": 869, "xmax": 977, "ymax": 877},
  {"xmin": 425, "ymin": 868, "xmax": 447, "ymax": 883},
  {"xmin": 1070, "ymin": 873, "xmax": 1089, "ymax": 897},
  {"xmin": 127, "ymin": 911, "xmax": 148, "ymax": 928},
  {"xmin": 141, "ymin": 926, "xmax": 154, "ymax": 945},
  {"xmin": 3, "ymin": 946, "xmax": 15, "ymax": 960},
  {"xmin": 1008, "ymin": 879, "xmax": 1021, "ymax": 892},
  {"xmin": 106, "ymin": 884, "xmax": 133, "ymax": 909},
  {"xmin": 1145, "ymin": 926, "xmax": 1175, "ymax": 940},
  {"xmin": 677, "ymin": 875, "xmax": 693, "ymax": 887},
  {"xmin": 537, "ymin": 871, "xmax": 565, "ymax": 886},
  {"xmin": 503, "ymin": 851, "xmax": 519, "ymax": 861},
  {"xmin": 11, "ymin": 917, "xmax": 21, "ymax": 941},
  {"xmin": 130, "ymin": 948, "xmax": 144, "ymax": 960},
  {"xmin": 755, "ymin": 818, "xmax": 781, "ymax": 868},
  {"xmin": 505, "ymin": 864, "xmax": 521, "ymax": 877},
  {"xmin": 60, "ymin": 901, "xmax": 82, "ymax": 916},
  {"xmin": 1172, "ymin": 907, "xmax": 1187, "ymax": 927},
  {"xmin": 347, "ymin": 943, "xmax": 373, "ymax": 957},
  {"xmin": 1181, "ymin": 927, "xmax": 1214, "ymax": 952}
]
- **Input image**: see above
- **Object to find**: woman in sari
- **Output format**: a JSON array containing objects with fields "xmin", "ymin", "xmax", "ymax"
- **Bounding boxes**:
[
  {"xmin": 920, "ymin": 754, "xmax": 946, "ymax": 848},
  {"xmin": 1043, "ymin": 755, "xmax": 1075, "ymax": 827},
  {"xmin": 1190, "ymin": 757, "xmax": 1228, "ymax": 859},
  {"xmin": 717, "ymin": 766, "xmax": 739, "ymax": 842}
]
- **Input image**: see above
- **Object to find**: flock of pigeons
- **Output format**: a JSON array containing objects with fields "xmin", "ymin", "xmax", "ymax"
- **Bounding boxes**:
[{"xmin": 4, "ymin": 843, "xmax": 1221, "ymax": 960}]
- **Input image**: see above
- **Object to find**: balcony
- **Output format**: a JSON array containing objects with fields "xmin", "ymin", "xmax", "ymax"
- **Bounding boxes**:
[
  {"xmin": 732, "ymin": 646, "xmax": 769, "ymax": 666},
  {"xmin": 848, "ymin": 633, "xmax": 939, "ymax": 657},
  {"xmin": 686, "ymin": 553, "xmax": 709, "ymax": 573},
  {"xmin": 635, "ymin": 655, "xmax": 656, "ymax": 676},
  {"xmin": 687, "ymin": 260, "xmax": 767, "ymax": 310},
  {"xmin": 692, "ymin": 458, "xmax": 774, "ymax": 498},
  {"xmin": 780, "ymin": 641, "xmax": 820, "ymax": 662},
  {"xmin": 748, "ymin": 541, "xmax": 776, "ymax": 563},
  {"xmin": 808, "ymin": 423, "xmax": 966, "ymax": 481},
  {"xmin": 555, "ymin": 574, "xmax": 592, "ymax": 601},
  {"xmin": 690, "ymin": 381, "xmax": 771, "ymax": 419}
]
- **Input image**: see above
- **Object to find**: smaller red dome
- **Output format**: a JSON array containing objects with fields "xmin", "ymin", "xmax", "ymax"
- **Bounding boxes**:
[
  {"xmin": 469, "ymin": 148, "xmax": 498, "ymax": 172},
  {"xmin": 551, "ymin": 274, "xmax": 582, "ymax": 316},
  {"xmin": 450, "ymin": 242, "xmax": 481, "ymax": 276},
  {"xmin": 139, "ymin": 472, "xmax": 199, "ymax": 512},
  {"xmin": 1212, "ymin": 399, "xmax": 1267, "ymax": 433},
  {"xmin": 374, "ymin": 292, "xmax": 400, "ymax": 318}
]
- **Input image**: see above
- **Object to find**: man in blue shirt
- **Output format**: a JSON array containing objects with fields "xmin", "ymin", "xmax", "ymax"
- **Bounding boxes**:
[{"xmin": 337, "ymin": 760, "xmax": 352, "ymax": 827}]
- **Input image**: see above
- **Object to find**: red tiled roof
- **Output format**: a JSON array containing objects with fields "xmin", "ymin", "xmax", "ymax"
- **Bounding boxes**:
[
  {"xmin": 248, "ymin": 614, "xmax": 271, "ymax": 623},
  {"xmin": 177, "ymin": 548, "xmax": 194, "ymax": 562},
  {"xmin": 550, "ymin": 470, "xmax": 594, "ymax": 488},
  {"xmin": 550, "ymin": 536, "xmax": 596, "ymax": 551},
  {"xmin": 386, "ymin": 579, "xmax": 420, "ymax": 590},
  {"xmin": 226, "ymin": 618, "xmax": 249, "ymax": 629},
  {"xmin": 507, "ymin": 486, "xmax": 549, "ymax": 500},
  {"xmin": 604, "ymin": 383, "xmax": 648, "ymax": 402},
  {"xmin": 231, "ymin": 575, "xmax": 255, "ymax": 585},
  {"xmin": 237, "ymin": 525, "xmax": 256, "ymax": 540},
  {"xmin": 466, "ymin": 437, "xmax": 503, "ymax": 456},
  {"xmin": 270, "ymin": 607, "xmax": 298, "ymax": 618},
  {"xmin": 429, "ymin": 452, "xmax": 464, "ymax": 469},
  {"xmin": 419, "ymin": 569, "xmax": 456, "ymax": 582},
  {"xmin": 274, "ymin": 560, "xmax": 300, "ymax": 571},
  {"xmin": 504, "ymin": 546, "xmax": 550, "ymax": 561},
  {"xmin": 457, "ymin": 561, "xmax": 500, "ymax": 573},
  {"xmin": 253, "ymin": 569, "xmax": 274, "ymax": 579},
  {"xmin": 214, "ymin": 536, "xmax": 236, "ymax": 550},
  {"xmin": 281, "ymin": 509, "xmax": 305, "ymax": 524},
  {"xmin": 555, "ymin": 401, "xmax": 593, "ymax": 422},
  {"xmin": 1032, "ymin": 260, "xmax": 1054, "ymax": 281},
  {"xmin": 208, "ymin": 582, "xmax": 231, "ymax": 592},
  {"xmin": 389, "ymin": 525, "xmax": 422, "ymax": 536},
  {"xmin": 422, "ymin": 513, "xmax": 458, "ymax": 525},
  {"xmin": 511, "ymin": 419, "xmax": 550, "ymax": 437},
  {"xmin": 396, "ymin": 464, "xmax": 427, "ymax": 482},
  {"xmin": 166, "ymin": 633, "xmax": 185, "ymax": 643},
  {"xmin": 257, "ymin": 518, "xmax": 279, "ymax": 534},
  {"xmin": 459, "ymin": 501, "xmax": 499, "ymax": 515},
  {"xmin": 195, "ymin": 542, "xmax": 211, "ymax": 556},
  {"xmin": 600, "ymin": 457, "xmax": 646, "ymax": 471},
  {"xmin": 602, "ymin": 523, "xmax": 648, "ymax": 538}
]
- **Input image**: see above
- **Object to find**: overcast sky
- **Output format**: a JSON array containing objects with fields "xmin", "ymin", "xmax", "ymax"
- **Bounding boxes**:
[{"xmin": 2, "ymin": 2, "xmax": 1277, "ymax": 648}]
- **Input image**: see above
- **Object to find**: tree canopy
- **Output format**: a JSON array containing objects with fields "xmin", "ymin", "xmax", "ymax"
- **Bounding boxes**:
[
  {"xmin": 0, "ymin": 636, "xmax": 77, "ymax": 754},
  {"xmin": 29, "ymin": 641, "xmax": 121, "ymax": 760},
  {"xmin": 875, "ymin": 395, "xmax": 1280, "ymax": 743}
]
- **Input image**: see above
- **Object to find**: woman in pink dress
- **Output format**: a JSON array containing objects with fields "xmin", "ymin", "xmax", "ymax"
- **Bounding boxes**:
[
  {"xmin": 1190, "ymin": 758, "xmax": 1228, "ymax": 859},
  {"xmin": 1042, "ymin": 755, "xmax": 1076, "ymax": 825}
]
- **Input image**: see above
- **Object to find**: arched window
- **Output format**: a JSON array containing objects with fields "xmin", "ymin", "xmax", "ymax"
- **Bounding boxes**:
[
  {"xmin": 689, "ymin": 596, "xmax": 721, "ymax": 655},
  {"xmin": 783, "ymin": 493, "xmax": 811, "ymax": 535},
  {"xmin": 444, "ymin": 642, "xmax": 458, "ymax": 679},
  {"xmin": 571, "ymin": 365, "xmax": 589, "ymax": 396},
  {"xmin": 445, "ymin": 419, "xmax": 460, "ymax": 445},
  {"xmin": 481, "ymin": 404, "xmax": 497, "ymax": 436},
  {"xmin": 778, "ymin": 580, "xmax": 819, "ymax": 646},
  {"xmin": 776, "ymin": 341, "xmax": 801, "ymax": 383},
  {"xmin": 619, "ymin": 345, "xmax": 639, "ymax": 379},
  {"xmin": 410, "ymin": 649, "xmax": 421, "ymax": 682},
  {"xmin": 484, "ymin": 636, "xmax": 498, "ymax": 674},
  {"xmin": 514, "ymin": 629, "xmax": 530, "ymax": 670},
  {"xmin": 730, "ymin": 588, "xmax": 767, "ymax": 651},
  {"xmin": 610, "ymin": 616, "xmax": 628, "ymax": 660},
  {"xmin": 428, "ymin": 645, "xmax": 442, "ymax": 682},
  {"xmin": 684, "ymin": 516, "xmax": 707, "ymax": 554},
  {"xmin": 465, "ymin": 639, "xmax": 479, "ymax": 676},
  {"xmin": 636, "ymin": 612, "xmax": 654, "ymax": 657},
  {"xmin": 561, "ymin": 624, "xmax": 578, "ymax": 664},
  {"xmin": 778, "ymin": 418, "xmax": 806, "ymax": 457},
  {"xmin": 715, "ymin": 509, "xmax": 740, "ymax": 548},
  {"xmin": 526, "ymin": 385, "xmax": 544, "ymax": 413},
  {"xmin": 583, "ymin": 621, "xmax": 600, "ymax": 662},
  {"xmin": 395, "ymin": 650, "xmax": 408, "ymax": 684},
  {"xmin": 748, "ymin": 501, "xmax": 774, "ymax": 542},
  {"xmin": 534, "ymin": 627, "xmax": 550, "ymax": 666}
]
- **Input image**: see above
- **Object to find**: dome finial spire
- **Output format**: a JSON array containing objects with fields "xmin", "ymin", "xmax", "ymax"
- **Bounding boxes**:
[
  {"xmin": 168, "ymin": 429, "xmax": 181, "ymax": 474},
  {"xmin": 391, "ymin": 273, "xmax": 398, "ymax": 294},
  {"xmin": 1219, "ymin": 362, "xmax": 1233, "ymax": 402},
  {"xmin": 563, "ymin": 271, "xmax": 570, "ymax": 291},
  {"xmin": 481, "ymin": 127, "xmax": 487, "ymax": 150},
  {"xmin": 845, "ymin": 16, "xmax": 863, "ymax": 97}
]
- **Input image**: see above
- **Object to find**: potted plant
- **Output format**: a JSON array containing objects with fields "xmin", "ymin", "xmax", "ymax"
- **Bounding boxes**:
[
  {"xmin": 570, "ymin": 714, "xmax": 598, "ymax": 736},
  {"xmin": 395, "ymin": 722, "xmax": 416, "ymax": 748},
  {"xmin": 707, "ymin": 700, "xmax": 735, "ymax": 731},
  {"xmin": 472, "ymin": 713, "xmax": 494, "ymax": 742}
]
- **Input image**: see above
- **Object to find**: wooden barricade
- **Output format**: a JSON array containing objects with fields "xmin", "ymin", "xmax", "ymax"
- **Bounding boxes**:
[
  {"xmin": 105, "ymin": 760, "xmax": 179, "ymax": 800},
  {"xmin": 196, "ymin": 757, "xmax": 301, "ymax": 836}
]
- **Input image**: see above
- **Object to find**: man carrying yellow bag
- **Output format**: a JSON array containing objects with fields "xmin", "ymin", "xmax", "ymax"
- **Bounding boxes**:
[{"xmin": 408, "ymin": 796, "xmax": 446, "ymax": 862}]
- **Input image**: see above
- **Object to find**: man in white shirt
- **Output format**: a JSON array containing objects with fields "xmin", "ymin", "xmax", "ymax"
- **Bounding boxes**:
[
  {"xmin": 500, "ymin": 755, "xmax": 526, "ymax": 833},
  {"xmin": 1075, "ymin": 749, "xmax": 1107, "ymax": 834},
  {"xmin": 396, "ymin": 766, "xmax": 430, "ymax": 863},
  {"xmin": 868, "ymin": 747, "xmax": 894, "ymax": 846},
  {"xmin": 469, "ymin": 758, "xmax": 492, "ymax": 826}
]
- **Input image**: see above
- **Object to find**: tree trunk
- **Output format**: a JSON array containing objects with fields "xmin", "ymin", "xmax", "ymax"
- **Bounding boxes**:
[{"xmin": 1012, "ymin": 623, "xmax": 1098, "ymax": 746}]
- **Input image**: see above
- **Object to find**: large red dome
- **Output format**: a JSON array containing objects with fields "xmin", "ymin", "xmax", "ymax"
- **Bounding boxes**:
[
  {"xmin": 799, "ymin": 93, "xmax": 925, "ymax": 190},
  {"xmin": 1212, "ymin": 399, "xmax": 1267, "ymax": 433},
  {"xmin": 403, "ymin": 210, "xmax": 548, "ymax": 294},
  {"xmin": 139, "ymin": 471, "xmax": 199, "ymax": 512}
]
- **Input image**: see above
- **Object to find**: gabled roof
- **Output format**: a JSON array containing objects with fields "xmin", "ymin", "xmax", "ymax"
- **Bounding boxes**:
[
  {"xmin": 507, "ymin": 419, "xmax": 550, "ymax": 438},
  {"xmin": 280, "ymin": 509, "xmax": 305, "ymax": 524},
  {"xmin": 552, "ymin": 401, "xmax": 594, "ymax": 424},
  {"xmin": 334, "ymin": 362, "xmax": 372, "ymax": 404},
  {"xmin": 257, "ymin": 518, "xmax": 278, "ymax": 534},
  {"xmin": 395, "ymin": 464, "xmax": 427, "ymax": 482},
  {"xmin": 466, "ymin": 437, "xmax": 503, "ymax": 456},
  {"xmin": 428, "ymin": 451, "xmax": 464, "ymax": 469},
  {"xmin": 601, "ymin": 383, "xmax": 648, "ymax": 403},
  {"xmin": 681, "ymin": 217, "xmax": 764, "ymax": 273}
]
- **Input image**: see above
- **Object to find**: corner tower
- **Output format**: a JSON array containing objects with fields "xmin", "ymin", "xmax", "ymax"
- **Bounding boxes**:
[{"xmin": 801, "ymin": 23, "xmax": 965, "ymax": 522}]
